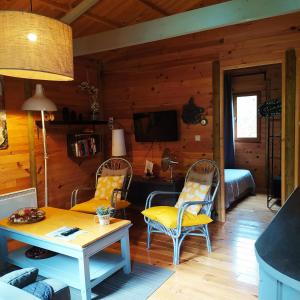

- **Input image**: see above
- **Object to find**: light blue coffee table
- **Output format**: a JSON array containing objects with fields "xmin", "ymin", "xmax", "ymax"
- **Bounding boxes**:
[{"xmin": 0, "ymin": 207, "xmax": 132, "ymax": 300}]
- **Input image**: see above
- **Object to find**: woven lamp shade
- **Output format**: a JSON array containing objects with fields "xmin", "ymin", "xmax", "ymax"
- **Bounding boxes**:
[{"xmin": 0, "ymin": 11, "xmax": 73, "ymax": 81}]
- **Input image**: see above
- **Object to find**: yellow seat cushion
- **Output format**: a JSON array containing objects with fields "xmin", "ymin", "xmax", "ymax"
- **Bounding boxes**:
[
  {"xmin": 141, "ymin": 206, "xmax": 212, "ymax": 229},
  {"xmin": 94, "ymin": 175, "xmax": 125, "ymax": 201},
  {"xmin": 175, "ymin": 181, "xmax": 211, "ymax": 215},
  {"xmin": 70, "ymin": 197, "xmax": 130, "ymax": 214}
]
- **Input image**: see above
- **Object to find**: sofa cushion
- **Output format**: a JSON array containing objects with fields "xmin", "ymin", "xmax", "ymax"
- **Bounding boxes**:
[
  {"xmin": 70, "ymin": 197, "xmax": 130, "ymax": 213},
  {"xmin": 23, "ymin": 281, "xmax": 53, "ymax": 300},
  {"xmin": 43, "ymin": 279, "xmax": 71, "ymax": 300},
  {"xmin": 0, "ymin": 267, "xmax": 38, "ymax": 288},
  {"xmin": 142, "ymin": 206, "xmax": 213, "ymax": 229}
]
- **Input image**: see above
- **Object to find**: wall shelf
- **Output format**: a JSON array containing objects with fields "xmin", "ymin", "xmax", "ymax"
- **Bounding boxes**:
[{"xmin": 35, "ymin": 120, "xmax": 108, "ymax": 128}]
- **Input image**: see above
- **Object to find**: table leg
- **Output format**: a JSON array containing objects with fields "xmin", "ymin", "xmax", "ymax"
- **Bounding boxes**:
[
  {"xmin": 78, "ymin": 254, "xmax": 91, "ymax": 300},
  {"xmin": 0, "ymin": 235, "xmax": 8, "ymax": 271},
  {"xmin": 121, "ymin": 231, "xmax": 131, "ymax": 274}
]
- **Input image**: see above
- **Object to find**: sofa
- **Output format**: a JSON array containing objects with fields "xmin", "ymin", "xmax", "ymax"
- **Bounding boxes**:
[{"xmin": 0, "ymin": 268, "xmax": 70, "ymax": 300}]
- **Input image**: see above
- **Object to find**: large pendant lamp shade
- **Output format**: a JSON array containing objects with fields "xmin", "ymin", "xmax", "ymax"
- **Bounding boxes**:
[{"xmin": 0, "ymin": 11, "xmax": 74, "ymax": 81}]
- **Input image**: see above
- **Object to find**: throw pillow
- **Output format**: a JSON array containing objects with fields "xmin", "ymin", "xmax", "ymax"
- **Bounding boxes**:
[
  {"xmin": 0, "ymin": 267, "xmax": 38, "ymax": 288},
  {"xmin": 175, "ymin": 181, "xmax": 211, "ymax": 215},
  {"xmin": 23, "ymin": 281, "xmax": 53, "ymax": 300},
  {"xmin": 94, "ymin": 175, "xmax": 125, "ymax": 201}
]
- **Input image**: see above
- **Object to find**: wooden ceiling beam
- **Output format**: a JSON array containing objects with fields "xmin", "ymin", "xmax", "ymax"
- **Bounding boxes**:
[
  {"xmin": 39, "ymin": 0, "xmax": 119, "ymax": 29},
  {"xmin": 74, "ymin": 0, "xmax": 300, "ymax": 56},
  {"xmin": 136, "ymin": 0, "xmax": 169, "ymax": 16},
  {"xmin": 60, "ymin": 0, "xmax": 101, "ymax": 24}
]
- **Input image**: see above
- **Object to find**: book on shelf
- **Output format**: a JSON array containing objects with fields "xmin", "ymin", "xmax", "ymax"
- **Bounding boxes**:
[{"xmin": 71, "ymin": 137, "xmax": 97, "ymax": 158}]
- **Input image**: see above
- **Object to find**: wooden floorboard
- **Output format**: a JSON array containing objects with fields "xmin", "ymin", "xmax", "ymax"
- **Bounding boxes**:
[{"xmin": 126, "ymin": 194, "xmax": 275, "ymax": 300}]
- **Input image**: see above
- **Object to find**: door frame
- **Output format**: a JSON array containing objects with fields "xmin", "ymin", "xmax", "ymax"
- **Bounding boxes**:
[{"xmin": 215, "ymin": 53, "xmax": 298, "ymax": 222}]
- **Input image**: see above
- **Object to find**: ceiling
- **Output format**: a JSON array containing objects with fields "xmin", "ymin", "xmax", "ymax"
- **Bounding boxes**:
[{"xmin": 0, "ymin": 0, "xmax": 229, "ymax": 38}]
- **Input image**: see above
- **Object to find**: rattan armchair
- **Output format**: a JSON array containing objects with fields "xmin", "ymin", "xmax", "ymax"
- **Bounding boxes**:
[
  {"xmin": 70, "ymin": 158, "xmax": 133, "ymax": 215},
  {"xmin": 143, "ymin": 159, "xmax": 220, "ymax": 264}
]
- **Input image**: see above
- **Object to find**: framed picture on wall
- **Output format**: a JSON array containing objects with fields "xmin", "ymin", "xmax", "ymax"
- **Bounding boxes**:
[{"xmin": 0, "ymin": 77, "xmax": 8, "ymax": 150}]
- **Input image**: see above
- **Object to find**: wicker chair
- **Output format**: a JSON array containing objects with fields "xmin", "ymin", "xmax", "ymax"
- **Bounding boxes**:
[
  {"xmin": 70, "ymin": 158, "xmax": 133, "ymax": 215},
  {"xmin": 143, "ymin": 159, "xmax": 220, "ymax": 265}
]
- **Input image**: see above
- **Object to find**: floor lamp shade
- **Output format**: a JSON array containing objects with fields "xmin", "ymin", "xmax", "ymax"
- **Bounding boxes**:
[
  {"xmin": 0, "ymin": 11, "xmax": 73, "ymax": 81},
  {"xmin": 112, "ymin": 129, "xmax": 126, "ymax": 157},
  {"xmin": 22, "ymin": 84, "xmax": 57, "ymax": 112}
]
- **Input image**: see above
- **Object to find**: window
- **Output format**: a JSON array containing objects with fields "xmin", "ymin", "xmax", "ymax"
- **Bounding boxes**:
[{"xmin": 234, "ymin": 93, "xmax": 260, "ymax": 142}]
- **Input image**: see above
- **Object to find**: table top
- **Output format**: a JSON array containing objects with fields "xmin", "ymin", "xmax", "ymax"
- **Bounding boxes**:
[{"xmin": 0, "ymin": 207, "xmax": 131, "ymax": 249}]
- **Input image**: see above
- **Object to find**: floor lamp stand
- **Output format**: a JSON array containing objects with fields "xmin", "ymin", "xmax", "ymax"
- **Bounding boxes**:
[{"xmin": 41, "ymin": 110, "xmax": 48, "ymax": 207}]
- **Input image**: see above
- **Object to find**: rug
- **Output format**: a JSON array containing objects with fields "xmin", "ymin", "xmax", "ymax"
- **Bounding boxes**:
[
  {"xmin": 1, "ymin": 262, "xmax": 174, "ymax": 300},
  {"xmin": 71, "ymin": 261, "xmax": 174, "ymax": 300}
]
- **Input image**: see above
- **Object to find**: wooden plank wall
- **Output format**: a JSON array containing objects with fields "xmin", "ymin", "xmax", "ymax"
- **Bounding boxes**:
[
  {"xmin": 0, "ymin": 77, "xmax": 31, "ymax": 194},
  {"xmin": 102, "ymin": 12, "xmax": 300, "ymax": 191},
  {"xmin": 0, "ymin": 58, "xmax": 105, "ymax": 208},
  {"xmin": 230, "ymin": 64, "xmax": 282, "ymax": 193}
]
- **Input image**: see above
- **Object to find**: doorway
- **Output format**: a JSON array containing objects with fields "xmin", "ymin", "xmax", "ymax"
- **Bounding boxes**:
[{"xmin": 223, "ymin": 64, "xmax": 282, "ymax": 213}]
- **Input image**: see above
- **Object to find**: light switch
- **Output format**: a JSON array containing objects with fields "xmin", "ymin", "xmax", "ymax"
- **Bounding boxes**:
[{"xmin": 195, "ymin": 135, "xmax": 201, "ymax": 142}]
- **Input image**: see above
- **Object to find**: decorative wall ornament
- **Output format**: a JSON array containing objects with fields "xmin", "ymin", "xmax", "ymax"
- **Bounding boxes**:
[
  {"xmin": 181, "ymin": 97, "xmax": 207, "ymax": 125},
  {"xmin": 259, "ymin": 99, "xmax": 281, "ymax": 118},
  {"xmin": 0, "ymin": 77, "xmax": 8, "ymax": 150}
]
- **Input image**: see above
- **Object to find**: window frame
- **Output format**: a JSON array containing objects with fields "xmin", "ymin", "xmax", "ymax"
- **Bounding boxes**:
[{"xmin": 233, "ymin": 91, "xmax": 261, "ymax": 143}]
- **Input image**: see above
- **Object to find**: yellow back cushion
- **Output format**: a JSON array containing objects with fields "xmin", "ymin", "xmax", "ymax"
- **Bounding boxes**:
[
  {"xmin": 175, "ymin": 181, "xmax": 210, "ymax": 215},
  {"xmin": 142, "ymin": 206, "xmax": 212, "ymax": 229},
  {"xmin": 95, "ymin": 175, "xmax": 125, "ymax": 201}
]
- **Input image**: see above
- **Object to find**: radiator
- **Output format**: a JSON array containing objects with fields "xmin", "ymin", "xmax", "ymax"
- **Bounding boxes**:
[{"xmin": 0, "ymin": 188, "xmax": 37, "ymax": 219}]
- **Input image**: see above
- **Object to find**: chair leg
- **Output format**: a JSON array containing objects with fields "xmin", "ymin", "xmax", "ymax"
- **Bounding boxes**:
[
  {"xmin": 173, "ymin": 237, "xmax": 180, "ymax": 265},
  {"xmin": 147, "ymin": 224, "xmax": 152, "ymax": 249},
  {"xmin": 204, "ymin": 225, "xmax": 212, "ymax": 253},
  {"xmin": 122, "ymin": 208, "xmax": 127, "ymax": 219}
]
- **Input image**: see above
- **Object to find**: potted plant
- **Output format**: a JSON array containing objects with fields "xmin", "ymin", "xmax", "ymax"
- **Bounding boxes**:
[{"xmin": 96, "ymin": 206, "xmax": 113, "ymax": 225}]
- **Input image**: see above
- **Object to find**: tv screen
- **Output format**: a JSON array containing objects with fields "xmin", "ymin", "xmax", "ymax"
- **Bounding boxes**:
[{"xmin": 133, "ymin": 110, "xmax": 178, "ymax": 142}]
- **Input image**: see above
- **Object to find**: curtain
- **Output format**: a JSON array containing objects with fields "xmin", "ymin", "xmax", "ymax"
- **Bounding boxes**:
[{"xmin": 224, "ymin": 73, "xmax": 235, "ymax": 168}]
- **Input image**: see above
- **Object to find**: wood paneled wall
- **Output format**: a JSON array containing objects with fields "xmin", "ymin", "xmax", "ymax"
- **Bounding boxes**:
[
  {"xmin": 104, "ymin": 61, "xmax": 213, "ymax": 177},
  {"xmin": 101, "ymin": 12, "xmax": 300, "ymax": 183},
  {"xmin": 230, "ymin": 64, "xmax": 281, "ymax": 192},
  {"xmin": 2, "ymin": 12, "xmax": 300, "ymax": 209},
  {"xmin": 0, "ymin": 58, "xmax": 105, "ymax": 208},
  {"xmin": 0, "ymin": 77, "xmax": 31, "ymax": 194}
]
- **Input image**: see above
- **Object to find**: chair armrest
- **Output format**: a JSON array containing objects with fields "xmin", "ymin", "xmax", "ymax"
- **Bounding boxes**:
[
  {"xmin": 145, "ymin": 191, "xmax": 181, "ymax": 209},
  {"xmin": 110, "ymin": 188, "xmax": 130, "ymax": 208},
  {"xmin": 0, "ymin": 282, "xmax": 39, "ymax": 300},
  {"xmin": 70, "ymin": 187, "xmax": 95, "ymax": 207}
]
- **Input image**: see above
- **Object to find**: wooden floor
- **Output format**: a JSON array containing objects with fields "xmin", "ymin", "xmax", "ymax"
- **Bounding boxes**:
[
  {"xmin": 120, "ymin": 194, "xmax": 275, "ymax": 300},
  {"xmin": 7, "ymin": 194, "xmax": 275, "ymax": 299}
]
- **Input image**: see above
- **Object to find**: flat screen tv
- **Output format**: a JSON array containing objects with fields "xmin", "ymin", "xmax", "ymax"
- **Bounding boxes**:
[{"xmin": 133, "ymin": 110, "xmax": 178, "ymax": 142}]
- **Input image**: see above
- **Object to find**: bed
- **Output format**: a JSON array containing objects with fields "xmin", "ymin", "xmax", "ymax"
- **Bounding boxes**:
[{"xmin": 224, "ymin": 169, "xmax": 256, "ymax": 209}]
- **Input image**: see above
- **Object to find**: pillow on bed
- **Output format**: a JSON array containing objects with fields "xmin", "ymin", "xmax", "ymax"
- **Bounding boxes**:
[{"xmin": 188, "ymin": 169, "xmax": 214, "ymax": 185}]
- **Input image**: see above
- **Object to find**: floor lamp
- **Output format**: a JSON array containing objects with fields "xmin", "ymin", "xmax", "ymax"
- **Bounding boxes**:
[{"xmin": 22, "ymin": 84, "xmax": 57, "ymax": 207}]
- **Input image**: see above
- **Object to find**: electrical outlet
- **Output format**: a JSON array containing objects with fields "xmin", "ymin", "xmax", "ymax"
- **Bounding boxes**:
[
  {"xmin": 195, "ymin": 135, "xmax": 201, "ymax": 142},
  {"xmin": 108, "ymin": 117, "xmax": 114, "ymax": 130}
]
